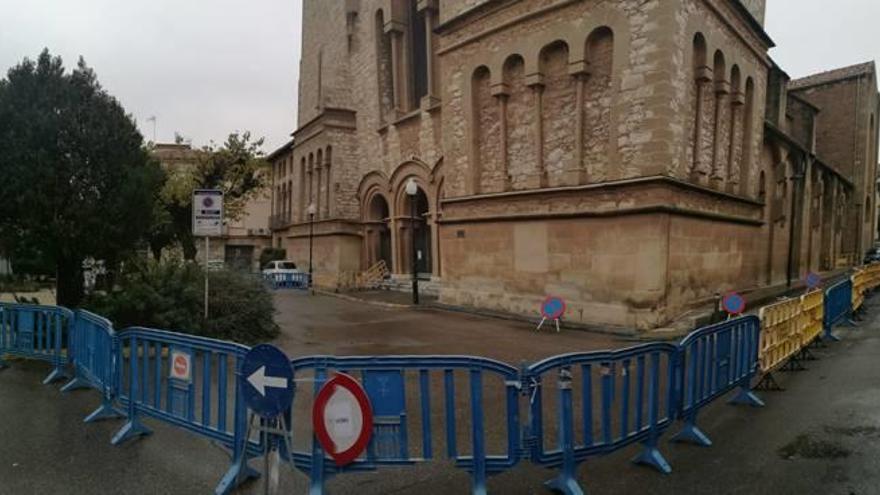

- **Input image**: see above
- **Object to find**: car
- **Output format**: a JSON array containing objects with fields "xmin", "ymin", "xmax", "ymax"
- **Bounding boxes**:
[
  {"xmin": 261, "ymin": 260, "xmax": 300, "ymax": 278},
  {"xmin": 864, "ymin": 247, "xmax": 880, "ymax": 264}
]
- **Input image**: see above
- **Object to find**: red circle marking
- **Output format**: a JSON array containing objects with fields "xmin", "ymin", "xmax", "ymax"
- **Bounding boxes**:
[
  {"xmin": 722, "ymin": 292, "xmax": 746, "ymax": 315},
  {"xmin": 173, "ymin": 355, "xmax": 187, "ymax": 376},
  {"xmin": 312, "ymin": 372, "xmax": 373, "ymax": 466},
  {"xmin": 541, "ymin": 296, "xmax": 566, "ymax": 320}
]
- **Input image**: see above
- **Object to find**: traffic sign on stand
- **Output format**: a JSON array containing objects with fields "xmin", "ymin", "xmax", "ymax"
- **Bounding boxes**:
[
  {"xmin": 241, "ymin": 345, "xmax": 295, "ymax": 418},
  {"xmin": 722, "ymin": 292, "xmax": 746, "ymax": 317},
  {"xmin": 537, "ymin": 296, "xmax": 566, "ymax": 332},
  {"xmin": 806, "ymin": 272, "xmax": 822, "ymax": 290},
  {"xmin": 312, "ymin": 372, "xmax": 374, "ymax": 466},
  {"xmin": 192, "ymin": 189, "xmax": 224, "ymax": 237}
]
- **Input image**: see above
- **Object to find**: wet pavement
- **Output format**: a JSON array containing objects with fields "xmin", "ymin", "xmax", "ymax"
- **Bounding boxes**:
[{"xmin": 1, "ymin": 292, "xmax": 880, "ymax": 494}]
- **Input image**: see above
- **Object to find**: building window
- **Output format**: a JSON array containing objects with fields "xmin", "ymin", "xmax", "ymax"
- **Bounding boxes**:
[{"xmin": 408, "ymin": 1, "xmax": 427, "ymax": 108}]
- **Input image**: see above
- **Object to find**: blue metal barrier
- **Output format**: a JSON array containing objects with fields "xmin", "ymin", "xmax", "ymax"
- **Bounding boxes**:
[
  {"xmin": 110, "ymin": 327, "xmax": 260, "ymax": 495},
  {"xmin": 525, "ymin": 343, "xmax": 680, "ymax": 495},
  {"xmin": 280, "ymin": 355, "xmax": 522, "ymax": 495},
  {"xmin": 672, "ymin": 316, "xmax": 763, "ymax": 447},
  {"xmin": 61, "ymin": 310, "xmax": 124, "ymax": 422},
  {"xmin": 823, "ymin": 278, "xmax": 853, "ymax": 341},
  {"xmin": 265, "ymin": 272, "xmax": 309, "ymax": 290},
  {"xmin": 0, "ymin": 302, "xmax": 73, "ymax": 384}
]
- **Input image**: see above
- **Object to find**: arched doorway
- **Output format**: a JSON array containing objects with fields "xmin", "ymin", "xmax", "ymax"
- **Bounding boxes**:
[
  {"xmin": 366, "ymin": 194, "xmax": 392, "ymax": 270},
  {"xmin": 405, "ymin": 186, "xmax": 432, "ymax": 277}
]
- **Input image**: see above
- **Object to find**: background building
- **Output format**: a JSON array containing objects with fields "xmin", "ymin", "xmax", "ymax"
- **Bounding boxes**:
[
  {"xmin": 269, "ymin": 0, "xmax": 879, "ymax": 330},
  {"xmin": 153, "ymin": 143, "xmax": 272, "ymax": 271}
]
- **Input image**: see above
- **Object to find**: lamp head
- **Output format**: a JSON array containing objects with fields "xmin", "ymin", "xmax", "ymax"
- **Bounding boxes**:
[{"xmin": 405, "ymin": 178, "xmax": 418, "ymax": 196}]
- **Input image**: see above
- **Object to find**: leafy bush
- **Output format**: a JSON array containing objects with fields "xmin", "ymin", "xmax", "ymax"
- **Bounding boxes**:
[
  {"xmin": 259, "ymin": 248, "xmax": 286, "ymax": 269},
  {"xmin": 84, "ymin": 259, "xmax": 279, "ymax": 345}
]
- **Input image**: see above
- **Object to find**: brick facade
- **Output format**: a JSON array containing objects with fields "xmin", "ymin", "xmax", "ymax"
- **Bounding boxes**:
[{"xmin": 267, "ymin": 0, "xmax": 879, "ymax": 331}]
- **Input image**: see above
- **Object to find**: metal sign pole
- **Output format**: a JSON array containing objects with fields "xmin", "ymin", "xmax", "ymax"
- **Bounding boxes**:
[{"xmin": 204, "ymin": 236, "xmax": 210, "ymax": 319}]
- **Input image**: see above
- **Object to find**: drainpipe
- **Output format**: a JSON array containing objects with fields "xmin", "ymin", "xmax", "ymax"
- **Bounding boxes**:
[{"xmin": 787, "ymin": 155, "xmax": 806, "ymax": 287}]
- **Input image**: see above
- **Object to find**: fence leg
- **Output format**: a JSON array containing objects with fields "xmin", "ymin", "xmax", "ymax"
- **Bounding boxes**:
[
  {"xmin": 84, "ymin": 395, "xmax": 125, "ymax": 423},
  {"xmin": 632, "ymin": 438, "xmax": 672, "ymax": 474},
  {"xmin": 111, "ymin": 414, "xmax": 152, "ymax": 445},
  {"xmin": 671, "ymin": 412, "xmax": 712, "ymax": 447},
  {"xmin": 0, "ymin": 356, "xmax": 6, "ymax": 369},
  {"xmin": 42, "ymin": 363, "xmax": 68, "ymax": 385},
  {"xmin": 729, "ymin": 383, "xmax": 764, "ymax": 408},
  {"xmin": 822, "ymin": 330, "xmax": 841, "ymax": 342},
  {"xmin": 215, "ymin": 413, "xmax": 259, "ymax": 495},
  {"xmin": 60, "ymin": 376, "xmax": 91, "ymax": 393}
]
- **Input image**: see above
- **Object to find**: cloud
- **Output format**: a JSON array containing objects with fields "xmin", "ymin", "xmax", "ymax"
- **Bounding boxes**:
[{"xmin": 0, "ymin": 0, "xmax": 303, "ymax": 152}]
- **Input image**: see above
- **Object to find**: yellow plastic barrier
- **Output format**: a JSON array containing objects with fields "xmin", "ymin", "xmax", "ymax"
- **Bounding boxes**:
[
  {"xmin": 799, "ymin": 289, "xmax": 824, "ymax": 346},
  {"xmin": 852, "ymin": 267, "xmax": 868, "ymax": 312},
  {"xmin": 758, "ymin": 297, "xmax": 804, "ymax": 373},
  {"xmin": 865, "ymin": 263, "xmax": 880, "ymax": 291}
]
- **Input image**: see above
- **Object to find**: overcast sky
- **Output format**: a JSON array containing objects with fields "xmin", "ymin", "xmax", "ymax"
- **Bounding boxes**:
[{"xmin": 0, "ymin": 1, "xmax": 878, "ymax": 153}]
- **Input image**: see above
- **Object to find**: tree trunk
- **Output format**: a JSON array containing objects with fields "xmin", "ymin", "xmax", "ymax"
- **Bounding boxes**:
[
  {"xmin": 181, "ymin": 232, "xmax": 197, "ymax": 260},
  {"xmin": 56, "ymin": 258, "xmax": 84, "ymax": 307}
]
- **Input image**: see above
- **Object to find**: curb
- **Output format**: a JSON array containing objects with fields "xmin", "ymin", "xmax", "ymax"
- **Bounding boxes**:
[{"xmin": 313, "ymin": 289, "xmax": 414, "ymax": 309}]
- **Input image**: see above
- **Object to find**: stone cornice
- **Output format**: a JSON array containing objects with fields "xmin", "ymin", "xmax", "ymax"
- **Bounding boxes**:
[
  {"xmin": 292, "ymin": 107, "xmax": 357, "ymax": 148},
  {"xmin": 439, "ymin": 175, "xmax": 766, "ymax": 226}
]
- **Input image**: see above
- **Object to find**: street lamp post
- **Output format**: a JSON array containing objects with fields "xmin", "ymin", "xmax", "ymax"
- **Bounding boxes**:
[
  {"xmin": 405, "ymin": 178, "xmax": 420, "ymax": 305},
  {"xmin": 307, "ymin": 202, "xmax": 317, "ymax": 293}
]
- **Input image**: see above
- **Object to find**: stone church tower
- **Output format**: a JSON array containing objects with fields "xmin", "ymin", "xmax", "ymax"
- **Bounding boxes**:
[{"xmin": 268, "ymin": 0, "xmax": 878, "ymax": 331}]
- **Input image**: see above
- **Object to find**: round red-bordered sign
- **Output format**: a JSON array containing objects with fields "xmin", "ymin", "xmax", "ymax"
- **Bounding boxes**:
[
  {"xmin": 312, "ymin": 372, "xmax": 373, "ymax": 466},
  {"xmin": 541, "ymin": 296, "xmax": 566, "ymax": 320},
  {"xmin": 721, "ymin": 292, "xmax": 746, "ymax": 316}
]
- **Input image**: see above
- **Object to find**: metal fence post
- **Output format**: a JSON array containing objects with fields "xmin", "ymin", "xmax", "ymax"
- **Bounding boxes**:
[
  {"xmin": 215, "ymin": 355, "xmax": 260, "ymax": 495},
  {"xmin": 42, "ymin": 311, "xmax": 69, "ymax": 384},
  {"xmin": 632, "ymin": 352, "xmax": 672, "ymax": 474},
  {"xmin": 111, "ymin": 335, "xmax": 152, "ymax": 445},
  {"xmin": 469, "ymin": 369, "xmax": 487, "ymax": 495},
  {"xmin": 544, "ymin": 366, "xmax": 582, "ymax": 495},
  {"xmin": 309, "ymin": 367, "xmax": 328, "ymax": 495}
]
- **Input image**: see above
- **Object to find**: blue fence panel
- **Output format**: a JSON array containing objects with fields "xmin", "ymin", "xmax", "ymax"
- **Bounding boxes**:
[
  {"xmin": 823, "ymin": 278, "xmax": 853, "ymax": 341},
  {"xmin": 0, "ymin": 302, "xmax": 73, "ymax": 384},
  {"xmin": 265, "ymin": 272, "xmax": 309, "ymax": 290},
  {"xmin": 282, "ymin": 355, "xmax": 522, "ymax": 495},
  {"xmin": 60, "ymin": 310, "xmax": 125, "ymax": 422},
  {"xmin": 672, "ymin": 315, "xmax": 763, "ymax": 447},
  {"xmin": 110, "ymin": 327, "xmax": 260, "ymax": 495},
  {"xmin": 525, "ymin": 343, "xmax": 679, "ymax": 494}
]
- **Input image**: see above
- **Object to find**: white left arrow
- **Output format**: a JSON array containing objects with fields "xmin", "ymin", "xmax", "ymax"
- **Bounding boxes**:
[{"xmin": 247, "ymin": 366, "xmax": 288, "ymax": 396}]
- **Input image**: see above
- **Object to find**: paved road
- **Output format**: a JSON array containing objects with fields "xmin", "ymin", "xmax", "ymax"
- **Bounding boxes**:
[{"xmin": 1, "ymin": 293, "xmax": 879, "ymax": 494}]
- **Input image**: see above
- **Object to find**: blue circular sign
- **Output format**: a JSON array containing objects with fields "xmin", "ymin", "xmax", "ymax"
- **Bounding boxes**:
[
  {"xmin": 241, "ymin": 344, "xmax": 295, "ymax": 418},
  {"xmin": 541, "ymin": 296, "xmax": 566, "ymax": 320},
  {"xmin": 805, "ymin": 272, "xmax": 822, "ymax": 289},
  {"xmin": 722, "ymin": 292, "xmax": 746, "ymax": 315}
]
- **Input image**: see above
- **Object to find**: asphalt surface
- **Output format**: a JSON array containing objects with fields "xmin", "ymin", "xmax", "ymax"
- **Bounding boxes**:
[{"xmin": 1, "ymin": 292, "xmax": 880, "ymax": 494}]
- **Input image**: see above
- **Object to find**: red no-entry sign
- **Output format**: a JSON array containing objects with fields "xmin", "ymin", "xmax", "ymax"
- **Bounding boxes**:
[{"xmin": 312, "ymin": 373, "xmax": 373, "ymax": 466}]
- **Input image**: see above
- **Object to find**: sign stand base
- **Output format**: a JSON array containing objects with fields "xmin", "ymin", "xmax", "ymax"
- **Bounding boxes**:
[
  {"xmin": 536, "ymin": 317, "xmax": 562, "ymax": 333},
  {"xmin": 246, "ymin": 412, "xmax": 297, "ymax": 495}
]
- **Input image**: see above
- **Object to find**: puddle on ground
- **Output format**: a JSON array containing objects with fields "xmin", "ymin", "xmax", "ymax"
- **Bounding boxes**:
[{"xmin": 778, "ymin": 434, "xmax": 851, "ymax": 460}]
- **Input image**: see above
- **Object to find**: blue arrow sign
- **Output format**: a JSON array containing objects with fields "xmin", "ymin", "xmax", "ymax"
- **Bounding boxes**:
[{"xmin": 241, "ymin": 344, "xmax": 294, "ymax": 418}]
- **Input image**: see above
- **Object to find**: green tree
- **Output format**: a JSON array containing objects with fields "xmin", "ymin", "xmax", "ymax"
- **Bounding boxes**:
[
  {"xmin": 0, "ymin": 50, "xmax": 162, "ymax": 306},
  {"xmin": 152, "ymin": 131, "xmax": 269, "ymax": 260}
]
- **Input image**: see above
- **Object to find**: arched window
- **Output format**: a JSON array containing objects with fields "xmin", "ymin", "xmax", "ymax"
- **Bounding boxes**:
[
  {"xmin": 691, "ymin": 33, "xmax": 710, "ymax": 177},
  {"xmin": 741, "ymin": 77, "xmax": 756, "ymax": 196},
  {"xmin": 408, "ymin": 0, "xmax": 428, "ymax": 108},
  {"xmin": 375, "ymin": 10, "xmax": 394, "ymax": 121},
  {"xmin": 325, "ymin": 146, "xmax": 333, "ymax": 218}
]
